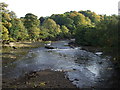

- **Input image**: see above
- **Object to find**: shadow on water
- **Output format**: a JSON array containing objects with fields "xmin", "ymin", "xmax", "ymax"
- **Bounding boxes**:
[{"xmin": 2, "ymin": 40, "xmax": 120, "ymax": 88}]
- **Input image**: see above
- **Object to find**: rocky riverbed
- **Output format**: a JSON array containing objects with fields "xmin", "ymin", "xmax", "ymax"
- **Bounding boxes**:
[{"xmin": 2, "ymin": 40, "xmax": 120, "ymax": 89}]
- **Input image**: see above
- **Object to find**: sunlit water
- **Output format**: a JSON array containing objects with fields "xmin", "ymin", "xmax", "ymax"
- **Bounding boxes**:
[{"xmin": 3, "ymin": 40, "xmax": 115, "ymax": 88}]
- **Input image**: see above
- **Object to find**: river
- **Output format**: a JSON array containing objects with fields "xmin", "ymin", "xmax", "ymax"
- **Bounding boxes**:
[{"xmin": 2, "ymin": 40, "xmax": 119, "ymax": 88}]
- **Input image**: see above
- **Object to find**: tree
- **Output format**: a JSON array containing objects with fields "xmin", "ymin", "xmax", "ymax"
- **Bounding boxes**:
[
  {"xmin": 24, "ymin": 13, "xmax": 40, "ymax": 40},
  {"xmin": 10, "ymin": 18, "xmax": 28, "ymax": 41},
  {"xmin": 1, "ymin": 25, "xmax": 9, "ymax": 41},
  {"xmin": 79, "ymin": 10, "xmax": 101, "ymax": 23},
  {"xmin": 50, "ymin": 14, "xmax": 74, "ymax": 35},
  {"xmin": 8, "ymin": 11, "xmax": 17, "ymax": 19},
  {"xmin": 0, "ymin": 2, "xmax": 8, "ymax": 12},
  {"xmin": 60, "ymin": 25, "xmax": 70, "ymax": 38},
  {"xmin": 39, "ymin": 17, "xmax": 45, "ymax": 25},
  {"xmin": 73, "ymin": 14, "xmax": 86, "ymax": 26},
  {"xmin": 50, "ymin": 14, "xmax": 74, "ymax": 27},
  {"xmin": 84, "ymin": 27, "xmax": 99, "ymax": 46},
  {"xmin": 42, "ymin": 18, "xmax": 61, "ymax": 39},
  {"xmin": 75, "ymin": 26, "xmax": 88, "ymax": 45}
]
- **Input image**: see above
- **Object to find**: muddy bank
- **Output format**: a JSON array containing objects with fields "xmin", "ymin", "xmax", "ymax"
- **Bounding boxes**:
[
  {"xmin": 68, "ymin": 41, "xmax": 102, "ymax": 53},
  {"xmin": 2, "ymin": 41, "xmax": 45, "ymax": 66},
  {"xmin": 2, "ymin": 69, "xmax": 77, "ymax": 89},
  {"xmin": 2, "ymin": 41, "xmax": 44, "ymax": 48}
]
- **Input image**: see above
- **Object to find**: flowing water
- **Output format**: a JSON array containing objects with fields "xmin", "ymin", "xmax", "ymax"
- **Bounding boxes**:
[{"xmin": 3, "ymin": 40, "xmax": 118, "ymax": 88}]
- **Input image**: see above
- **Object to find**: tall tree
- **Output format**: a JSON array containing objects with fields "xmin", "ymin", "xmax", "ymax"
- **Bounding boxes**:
[
  {"xmin": 10, "ymin": 18, "xmax": 28, "ymax": 41},
  {"xmin": 1, "ymin": 25, "xmax": 9, "ymax": 41},
  {"xmin": 79, "ymin": 10, "xmax": 101, "ymax": 23},
  {"xmin": 42, "ymin": 18, "xmax": 61, "ymax": 39},
  {"xmin": 24, "ymin": 13, "xmax": 40, "ymax": 40}
]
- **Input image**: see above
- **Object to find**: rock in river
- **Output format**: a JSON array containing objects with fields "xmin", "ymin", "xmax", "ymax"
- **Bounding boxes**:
[{"xmin": 45, "ymin": 46, "xmax": 55, "ymax": 49}]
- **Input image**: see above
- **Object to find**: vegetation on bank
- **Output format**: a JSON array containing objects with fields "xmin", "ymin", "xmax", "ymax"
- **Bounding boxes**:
[{"xmin": 0, "ymin": 2, "xmax": 119, "ymax": 64}]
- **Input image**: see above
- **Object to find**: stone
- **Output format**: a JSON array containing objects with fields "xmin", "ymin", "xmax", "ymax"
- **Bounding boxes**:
[{"xmin": 45, "ymin": 46, "xmax": 55, "ymax": 49}]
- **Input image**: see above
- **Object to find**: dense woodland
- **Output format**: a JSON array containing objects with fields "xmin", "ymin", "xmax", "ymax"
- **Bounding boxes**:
[{"xmin": 0, "ymin": 3, "xmax": 119, "ymax": 64}]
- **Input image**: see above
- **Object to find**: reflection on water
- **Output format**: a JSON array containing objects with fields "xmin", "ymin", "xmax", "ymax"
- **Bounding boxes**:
[{"xmin": 3, "ymin": 40, "xmax": 115, "ymax": 88}]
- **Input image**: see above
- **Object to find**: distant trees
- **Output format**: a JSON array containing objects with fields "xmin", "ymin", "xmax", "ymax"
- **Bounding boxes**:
[
  {"xmin": 41, "ymin": 18, "xmax": 61, "ymax": 39},
  {"xmin": 79, "ymin": 10, "xmax": 101, "ymax": 23},
  {"xmin": 10, "ymin": 18, "xmax": 28, "ymax": 41},
  {"xmin": 50, "ymin": 14, "xmax": 74, "ymax": 34},
  {"xmin": 95, "ymin": 15, "xmax": 119, "ymax": 51},
  {"xmin": 73, "ymin": 14, "xmax": 87, "ymax": 26},
  {"xmin": 75, "ymin": 14, "xmax": 119, "ymax": 56},
  {"xmin": 1, "ymin": 2, "xmax": 119, "ymax": 56},
  {"xmin": 75, "ymin": 26, "xmax": 89, "ymax": 45},
  {"xmin": 60, "ymin": 25, "xmax": 70, "ymax": 38},
  {"xmin": 24, "ymin": 13, "xmax": 40, "ymax": 41}
]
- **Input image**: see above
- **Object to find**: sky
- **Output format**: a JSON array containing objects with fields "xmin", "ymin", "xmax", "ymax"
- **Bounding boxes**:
[{"xmin": 1, "ymin": 0, "xmax": 119, "ymax": 18}]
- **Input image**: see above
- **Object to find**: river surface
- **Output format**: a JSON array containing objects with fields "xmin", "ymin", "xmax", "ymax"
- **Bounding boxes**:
[{"xmin": 3, "ymin": 40, "xmax": 119, "ymax": 88}]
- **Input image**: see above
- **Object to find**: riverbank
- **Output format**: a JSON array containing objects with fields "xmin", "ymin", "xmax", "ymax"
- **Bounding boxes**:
[
  {"xmin": 2, "ymin": 40, "xmax": 120, "ymax": 89},
  {"xmin": 2, "ymin": 40, "xmax": 78, "ymax": 89},
  {"xmin": 2, "ymin": 41, "xmax": 44, "ymax": 48},
  {"xmin": 2, "ymin": 69, "xmax": 77, "ymax": 89},
  {"xmin": 2, "ymin": 41, "xmax": 45, "ymax": 67}
]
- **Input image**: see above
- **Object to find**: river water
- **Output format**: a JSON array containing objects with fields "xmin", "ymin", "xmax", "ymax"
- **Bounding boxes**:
[{"xmin": 3, "ymin": 40, "xmax": 118, "ymax": 88}]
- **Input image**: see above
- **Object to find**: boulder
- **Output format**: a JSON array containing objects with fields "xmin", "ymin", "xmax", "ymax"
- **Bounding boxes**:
[{"xmin": 45, "ymin": 46, "xmax": 55, "ymax": 49}]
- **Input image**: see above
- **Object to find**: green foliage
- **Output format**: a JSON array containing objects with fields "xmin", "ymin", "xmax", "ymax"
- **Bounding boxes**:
[
  {"xmin": 0, "ymin": 2, "xmax": 8, "ymax": 11},
  {"xmin": 61, "ymin": 25, "xmax": 69, "ymax": 34},
  {"xmin": 60, "ymin": 25, "xmax": 70, "ymax": 38},
  {"xmin": 75, "ymin": 26, "xmax": 88, "ymax": 45},
  {"xmin": 24, "ymin": 13, "xmax": 40, "ymax": 28},
  {"xmin": 24, "ymin": 13, "xmax": 40, "ymax": 40},
  {"xmin": 1, "ymin": 25, "xmax": 9, "ymax": 41},
  {"xmin": 79, "ymin": 10, "xmax": 101, "ymax": 23},
  {"xmin": 84, "ymin": 27, "xmax": 99, "ymax": 46},
  {"xmin": 75, "ymin": 14, "xmax": 119, "ymax": 56},
  {"xmin": 29, "ymin": 27, "xmax": 40, "ymax": 40},
  {"xmin": 73, "ymin": 14, "xmax": 89, "ymax": 26},
  {"xmin": 41, "ymin": 18, "xmax": 61, "ymax": 39},
  {"xmin": 8, "ymin": 11, "xmax": 17, "ymax": 19},
  {"xmin": 10, "ymin": 18, "xmax": 29, "ymax": 41},
  {"xmin": 50, "ymin": 14, "xmax": 74, "ymax": 34}
]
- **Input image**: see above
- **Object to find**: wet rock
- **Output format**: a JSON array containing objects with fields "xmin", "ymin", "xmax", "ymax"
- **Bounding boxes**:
[
  {"xmin": 98, "ymin": 62, "xmax": 103, "ymax": 64},
  {"xmin": 98, "ymin": 79, "xmax": 104, "ymax": 82},
  {"xmin": 12, "ymin": 46, "xmax": 17, "ymax": 49},
  {"xmin": 69, "ymin": 45, "xmax": 74, "ymax": 48},
  {"xmin": 45, "ymin": 46, "xmax": 55, "ymax": 49},
  {"xmin": 74, "ymin": 60, "xmax": 78, "ymax": 63},
  {"xmin": 74, "ymin": 79, "xmax": 79, "ymax": 81},
  {"xmin": 95, "ymin": 52, "xmax": 102, "ymax": 55},
  {"xmin": 73, "ymin": 68, "xmax": 76, "ymax": 70}
]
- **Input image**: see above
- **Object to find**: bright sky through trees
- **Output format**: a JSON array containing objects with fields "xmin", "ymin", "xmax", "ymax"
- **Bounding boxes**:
[{"xmin": 1, "ymin": 0, "xmax": 119, "ymax": 18}]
